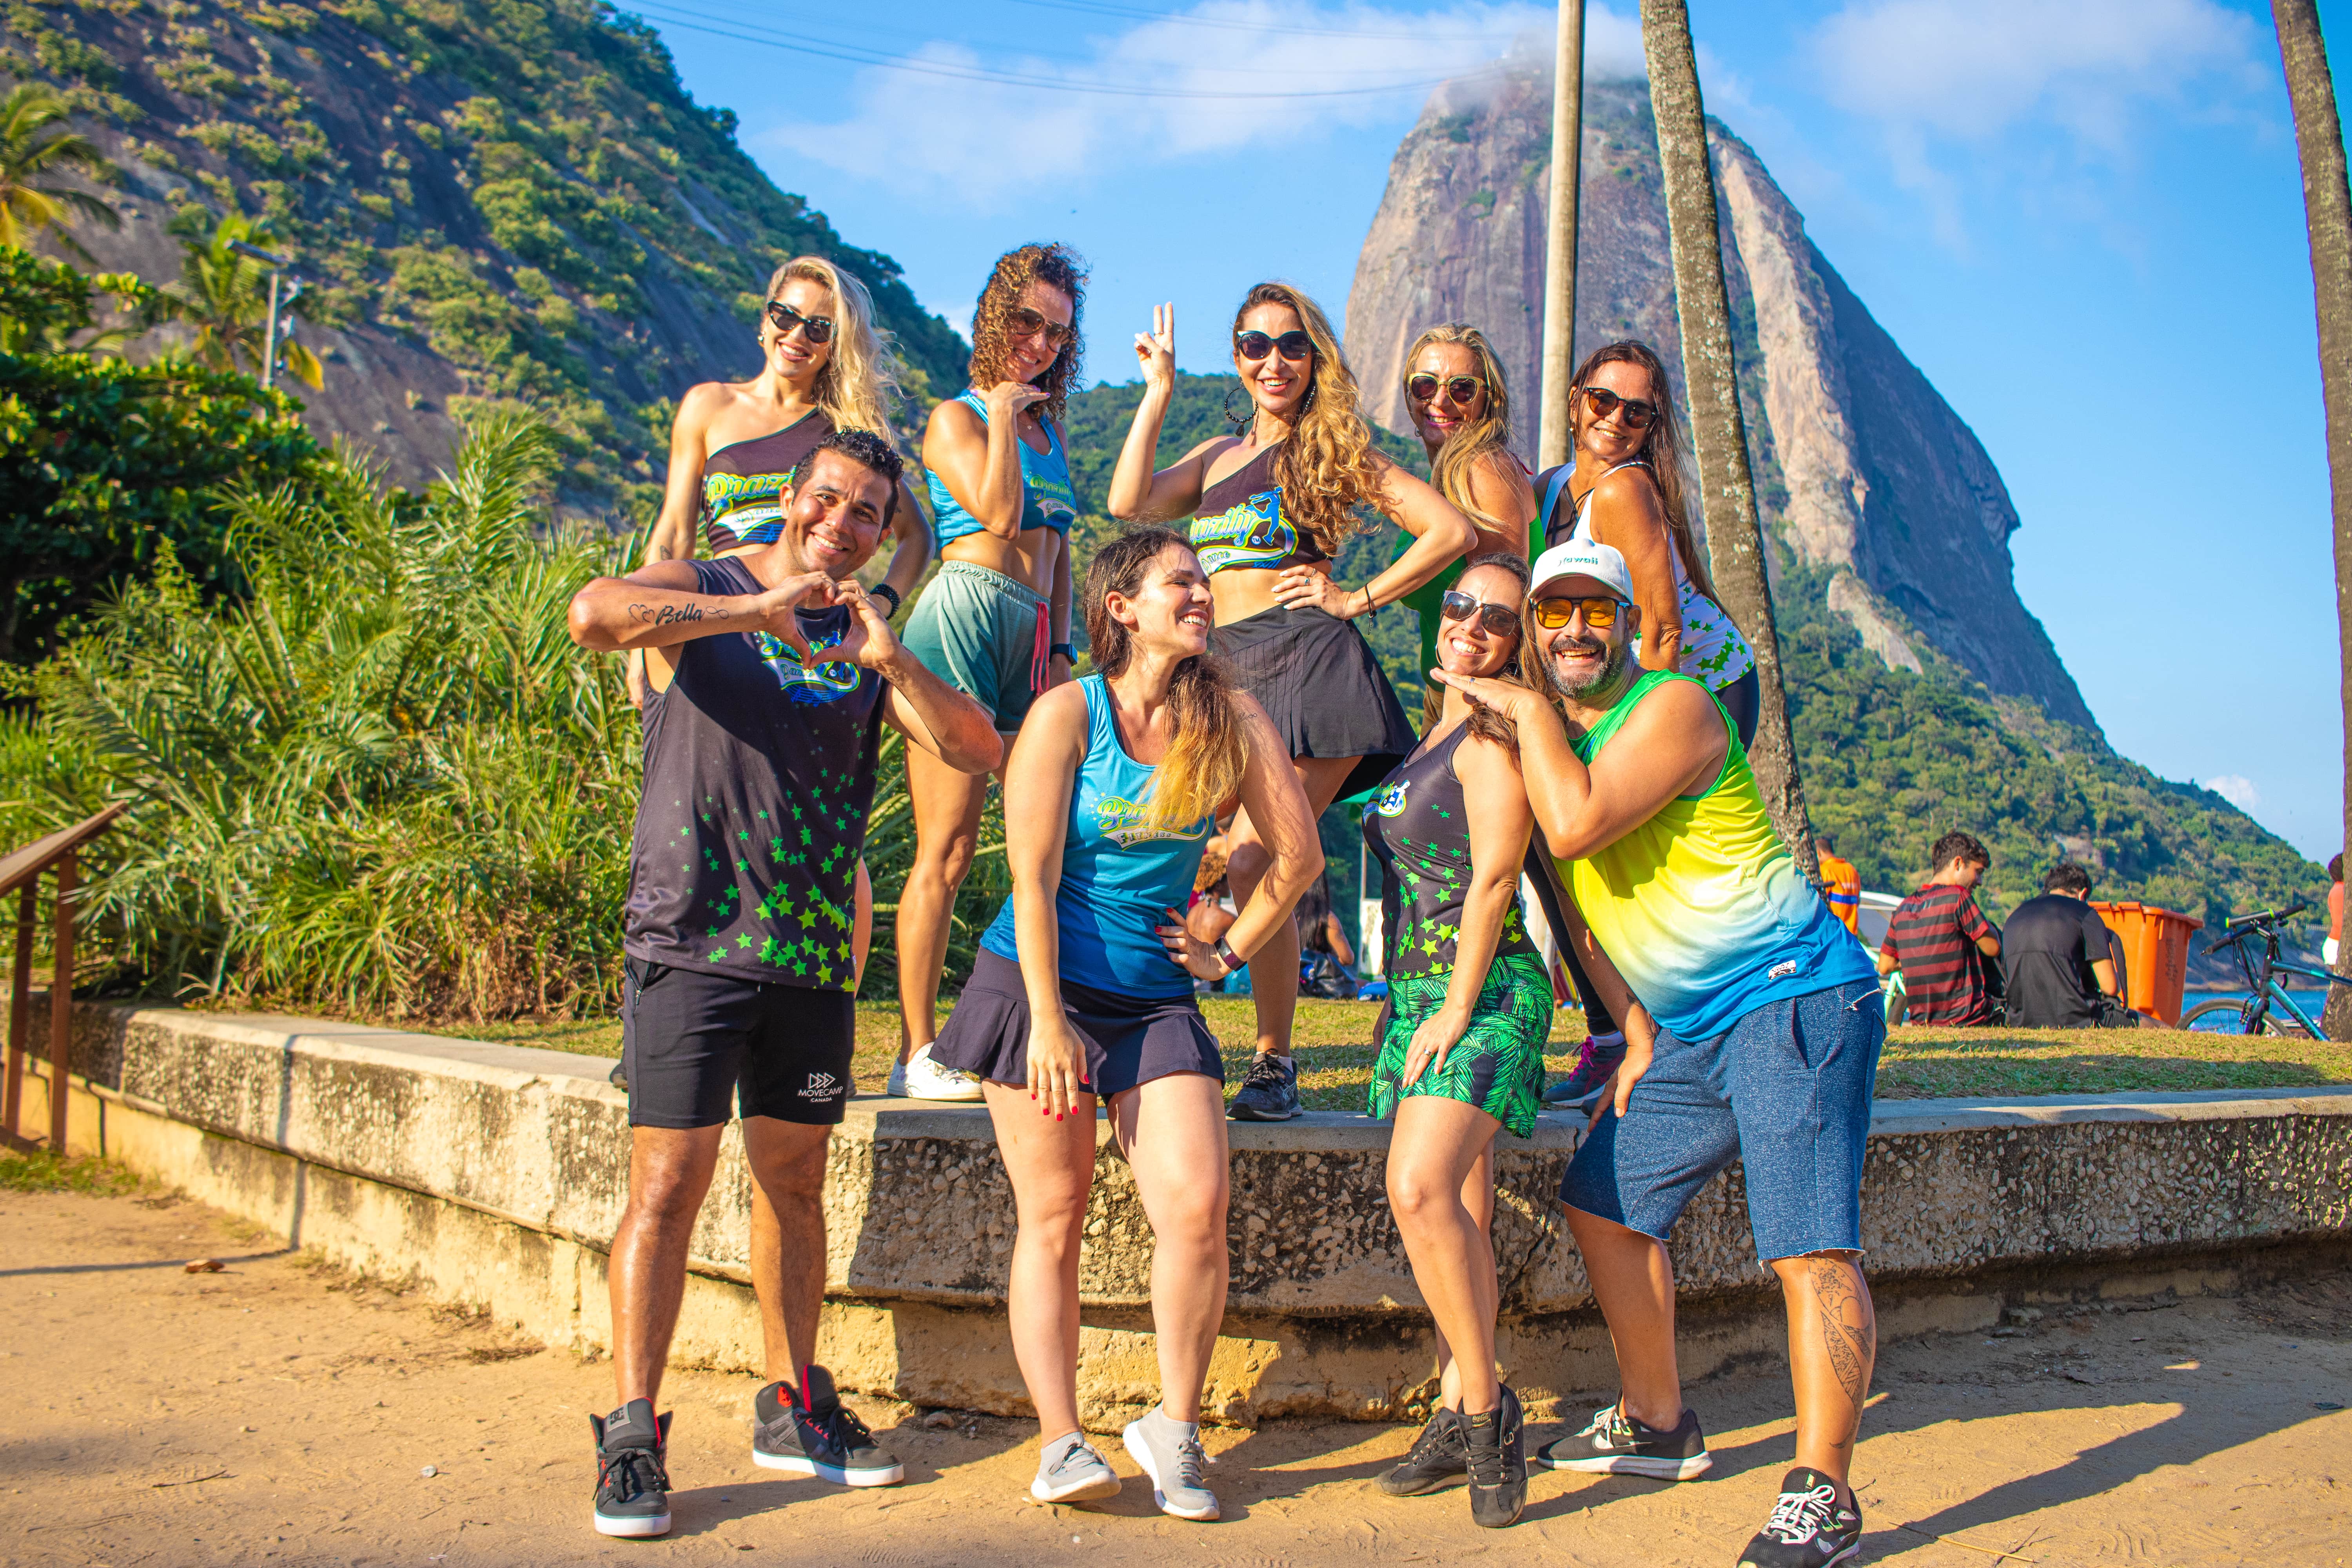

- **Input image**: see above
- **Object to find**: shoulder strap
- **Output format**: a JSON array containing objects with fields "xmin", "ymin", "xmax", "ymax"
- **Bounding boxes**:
[
  {"xmin": 958, "ymin": 388, "xmax": 989, "ymax": 423},
  {"xmin": 1539, "ymin": 464, "xmax": 1575, "ymax": 539}
]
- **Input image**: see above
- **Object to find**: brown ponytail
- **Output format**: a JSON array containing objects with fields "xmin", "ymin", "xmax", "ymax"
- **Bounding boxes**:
[{"xmin": 1083, "ymin": 527, "xmax": 1248, "ymax": 832}]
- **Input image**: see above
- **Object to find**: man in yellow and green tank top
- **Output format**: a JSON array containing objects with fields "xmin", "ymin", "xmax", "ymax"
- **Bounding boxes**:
[{"xmin": 1433, "ymin": 541, "xmax": 1882, "ymax": 1568}]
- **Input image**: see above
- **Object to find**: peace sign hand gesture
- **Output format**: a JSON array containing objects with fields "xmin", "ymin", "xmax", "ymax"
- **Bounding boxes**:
[{"xmin": 1133, "ymin": 302, "xmax": 1175, "ymax": 393}]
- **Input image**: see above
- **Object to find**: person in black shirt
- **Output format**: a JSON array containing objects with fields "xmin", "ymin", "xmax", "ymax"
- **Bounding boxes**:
[
  {"xmin": 2004, "ymin": 862, "xmax": 2140, "ymax": 1029},
  {"xmin": 566, "ymin": 429, "xmax": 1002, "ymax": 1538}
]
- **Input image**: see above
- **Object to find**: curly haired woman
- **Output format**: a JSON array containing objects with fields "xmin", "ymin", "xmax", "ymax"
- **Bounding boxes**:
[
  {"xmin": 1107, "ymin": 284, "xmax": 1477, "ymax": 1120},
  {"xmin": 893, "ymin": 243, "xmax": 1087, "ymax": 1101}
]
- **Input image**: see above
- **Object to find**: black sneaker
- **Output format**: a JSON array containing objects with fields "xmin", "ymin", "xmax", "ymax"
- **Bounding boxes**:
[
  {"xmin": 1227, "ymin": 1052, "xmax": 1301, "ymax": 1121},
  {"xmin": 1534, "ymin": 1401, "xmax": 1712, "ymax": 1479},
  {"xmin": 1377, "ymin": 1406, "xmax": 1467, "ymax": 1495},
  {"xmin": 1463, "ymin": 1386, "xmax": 1527, "ymax": 1528},
  {"xmin": 590, "ymin": 1399, "xmax": 672, "ymax": 1538},
  {"xmin": 1737, "ymin": 1468, "xmax": 1862, "ymax": 1567},
  {"xmin": 751, "ymin": 1364, "xmax": 904, "ymax": 1486}
]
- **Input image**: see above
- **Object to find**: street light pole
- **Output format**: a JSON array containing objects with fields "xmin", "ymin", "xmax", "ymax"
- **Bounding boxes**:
[
  {"xmin": 1537, "ymin": 0, "xmax": 1587, "ymax": 473},
  {"xmin": 228, "ymin": 239, "xmax": 291, "ymax": 390}
]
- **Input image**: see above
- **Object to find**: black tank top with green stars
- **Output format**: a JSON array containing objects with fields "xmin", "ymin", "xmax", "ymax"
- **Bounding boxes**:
[
  {"xmin": 1360, "ymin": 724, "xmax": 1535, "ymax": 981},
  {"xmin": 623, "ymin": 555, "xmax": 886, "ymax": 990}
]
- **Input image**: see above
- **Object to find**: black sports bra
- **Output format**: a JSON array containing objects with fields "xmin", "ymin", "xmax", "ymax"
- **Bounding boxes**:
[{"xmin": 1187, "ymin": 444, "xmax": 1330, "ymax": 574}]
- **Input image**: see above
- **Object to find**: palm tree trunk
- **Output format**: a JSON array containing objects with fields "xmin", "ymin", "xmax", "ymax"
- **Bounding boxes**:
[
  {"xmin": 1639, "ymin": 0, "xmax": 1816, "ymax": 871},
  {"xmin": 2272, "ymin": 0, "xmax": 2352, "ymax": 1040}
]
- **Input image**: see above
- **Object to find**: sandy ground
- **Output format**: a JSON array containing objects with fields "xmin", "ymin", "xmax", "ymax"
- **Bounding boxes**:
[{"xmin": 3, "ymin": 1187, "xmax": 2348, "ymax": 1568}]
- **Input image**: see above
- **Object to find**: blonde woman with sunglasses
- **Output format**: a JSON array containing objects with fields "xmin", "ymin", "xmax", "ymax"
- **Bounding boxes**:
[
  {"xmin": 1107, "ymin": 285, "xmax": 1476, "ymax": 1121},
  {"xmin": 894, "ymin": 243, "xmax": 1087, "ymax": 1102},
  {"xmin": 1396, "ymin": 325, "xmax": 1538, "ymax": 697}
]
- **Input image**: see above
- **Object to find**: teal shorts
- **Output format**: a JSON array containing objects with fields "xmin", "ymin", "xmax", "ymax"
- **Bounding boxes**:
[
  {"xmin": 1369, "ymin": 951, "xmax": 1552, "ymax": 1140},
  {"xmin": 900, "ymin": 560, "xmax": 1048, "ymax": 728}
]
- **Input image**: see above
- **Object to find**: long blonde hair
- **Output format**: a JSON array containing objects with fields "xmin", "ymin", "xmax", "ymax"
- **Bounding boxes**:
[
  {"xmin": 1570, "ymin": 340, "xmax": 1717, "ymax": 603},
  {"xmin": 1083, "ymin": 528, "xmax": 1247, "ymax": 835},
  {"xmin": 763, "ymin": 255, "xmax": 904, "ymax": 446},
  {"xmin": 1232, "ymin": 281, "xmax": 1384, "ymax": 554},
  {"xmin": 1404, "ymin": 322, "xmax": 1517, "ymax": 532}
]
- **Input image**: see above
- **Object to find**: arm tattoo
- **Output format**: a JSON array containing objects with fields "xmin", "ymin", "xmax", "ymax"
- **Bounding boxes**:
[
  {"xmin": 625, "ymin": 601, "xmax": 730, "ymax": 628},
  {"xmin": 1809, "ymin": 1256, "xmax": 1877, "ymax": 1450}
]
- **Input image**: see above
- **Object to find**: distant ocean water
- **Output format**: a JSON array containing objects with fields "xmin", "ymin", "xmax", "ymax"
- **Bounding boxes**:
[{"xmin": 2181, "ymin": 990, "xmax": 2332, "ymax": 1030}]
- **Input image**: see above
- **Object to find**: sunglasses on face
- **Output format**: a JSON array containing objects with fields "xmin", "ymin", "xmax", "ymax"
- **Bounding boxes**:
[
  {"xmin": 766, "ymin": 299, "xmax": 835, "ymax": 345},
  {"xmin": 1007, "ymin": 306, "xmax": 1073, "ymax": 348},
  {"xmin": 1235, "ymin": 329, "xmax": 1314, "ymax": 364},
  {"xmin": 1579, "ymin": 384, "xmax": 1658, "ymax": 430},
  {"xmin": 1532, "ymin": 593, "xmax": 1633, "ymax": 630},
  {"xmin": 1439, "ymin": 590, "xmax": 1521, "ymax": 638},
  {"xmin": 1408, "ymin": 374, "xmax": 1485, "ymax": 406}
]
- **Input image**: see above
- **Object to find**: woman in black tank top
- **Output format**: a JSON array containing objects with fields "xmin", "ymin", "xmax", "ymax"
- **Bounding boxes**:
[{"xmin": 1104, "ymin": 284, "xmax": 1479, "ymax": 1114}]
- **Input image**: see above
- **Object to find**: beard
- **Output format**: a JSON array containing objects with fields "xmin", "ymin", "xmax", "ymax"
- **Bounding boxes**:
[{"xmin": 1543, "ymin": 630, "xmax": 1629, "ymax": 701}]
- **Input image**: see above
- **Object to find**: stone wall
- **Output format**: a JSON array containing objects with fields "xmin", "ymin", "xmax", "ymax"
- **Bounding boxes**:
[{"xmin": 11, "ymin": 1002, "xmax": 2350, "ymax": 1427}]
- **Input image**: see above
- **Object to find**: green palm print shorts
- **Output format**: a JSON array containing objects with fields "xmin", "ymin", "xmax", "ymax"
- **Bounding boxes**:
[{"xmin": 1369, "ymin": 951, "xmax": 1552, "ymax": 1139}]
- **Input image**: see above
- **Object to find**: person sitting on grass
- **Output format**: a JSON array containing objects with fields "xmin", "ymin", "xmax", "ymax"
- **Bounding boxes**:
[
  {"xmin": 1877, "ymin": 831, "xmax": 2001, "ymax": 1027},
  {"xmin": 2003, "ymin": 862, "xmax": 2143, "ymax": 1029}
]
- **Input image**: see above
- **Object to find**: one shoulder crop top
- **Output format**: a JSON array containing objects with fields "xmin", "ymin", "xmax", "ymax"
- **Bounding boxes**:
[
  {"xmin": 926, "ymin": 389, "xmax": 1078, "ymax": 547},
  {"xmin": 1187, "ymin": 442, "xmax": 1330, "ymax": 574},
  {"xmin": 699, "ymin": 409, "xmax": 834, "ymax": 554}
]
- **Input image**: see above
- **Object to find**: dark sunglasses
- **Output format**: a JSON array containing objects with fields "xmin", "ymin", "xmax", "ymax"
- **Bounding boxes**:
[
  {"xmin": 1579, "ymin": 384, "xmax": 1658, "ymax": 430},
  {"xmin": 1007, "ymin": 305, "xmax": 1073, "ymax": 348},
  {"xmin": 765, "ymin": 299, "xmax": 835, "ymax": 345},
  {"xmin": 1439, "ymin": 590, "xmax": 1521, "ymax": 638},
  {"xmin": 1235, "ymin": 329, "xmax": 1313, "ymax": 363},
  {"xmin": 1408, "ymin": 374, "xmax": 1485, "ymax": 405},
  {"xmin": 1532, "ymin": 593, "xmax": 1633, "ymax": 630}
]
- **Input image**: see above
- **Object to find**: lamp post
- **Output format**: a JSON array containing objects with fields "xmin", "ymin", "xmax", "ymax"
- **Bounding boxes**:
[{"xmin": 227, "ymin": 239, "xmax": 295, "ymax": 391}]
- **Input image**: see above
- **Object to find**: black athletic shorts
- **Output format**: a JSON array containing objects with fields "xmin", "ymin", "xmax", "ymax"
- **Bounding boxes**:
[{"xmin": 620, "ymin": 956, "xmax": 856, "ymax": 1129}]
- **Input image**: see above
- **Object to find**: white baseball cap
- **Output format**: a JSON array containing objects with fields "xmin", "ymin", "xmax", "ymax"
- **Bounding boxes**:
[{"xmin": 1528, "ymin": 539, "xmax": 1636, "ymax": 604}]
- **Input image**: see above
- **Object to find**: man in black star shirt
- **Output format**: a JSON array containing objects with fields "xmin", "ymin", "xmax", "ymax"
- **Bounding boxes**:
[{"xmin": 567, "ymin": 428, "xmax": 1000, "ymax": 1537}]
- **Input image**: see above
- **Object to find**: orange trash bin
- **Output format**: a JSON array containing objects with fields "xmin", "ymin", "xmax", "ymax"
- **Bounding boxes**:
[{"xmin": 2088, "ymin": 901, "xmax": 2205, "ymax": 1025}]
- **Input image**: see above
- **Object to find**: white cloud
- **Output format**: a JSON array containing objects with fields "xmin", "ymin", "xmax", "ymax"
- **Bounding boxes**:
[
  {"xmin": 762, "ymin": 2, "xmax": 1639, "ymax": 208},
  {"xmin": 2202, "ymin": 774, "xmax": 2262, "ymax": 812}
]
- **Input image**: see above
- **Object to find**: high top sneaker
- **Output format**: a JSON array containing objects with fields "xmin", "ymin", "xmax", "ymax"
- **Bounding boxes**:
[
  {"xmin": 1737, "ymin": 1467, "xmax": 1863, "ymax": 1567},
  {"xmin": 751, "ymin": 1364, "xmax": 905, "ymax": 1485},
  {"xmin": 1462, "ymin": 1387, "xmax": 1528, "ymax": 1529},
  {"xmin": 589, "ymin": 1399, "xmax": 671, "ymax": 1538}
]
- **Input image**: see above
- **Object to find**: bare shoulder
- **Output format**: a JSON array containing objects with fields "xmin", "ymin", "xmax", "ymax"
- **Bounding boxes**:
[
  {"xmin": 927, "ymin": 394, "xmax": 984, "ymax": 441},
  {"xmin": 1468, "ymin": 451, "xmax": 1537, "ymax": 516},
  {"xmin": 1593, "ymin": 463, "xmax": 1664, "ymax": 512},
  {"xmin": 1454, "ymin": 726, "xmax": 1526, "ymax": 784}
]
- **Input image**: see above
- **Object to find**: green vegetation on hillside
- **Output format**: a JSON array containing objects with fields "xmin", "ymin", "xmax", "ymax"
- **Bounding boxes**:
[{"xmin": 2, "ymin": 0, "xmax": 965, "ymax": 506}]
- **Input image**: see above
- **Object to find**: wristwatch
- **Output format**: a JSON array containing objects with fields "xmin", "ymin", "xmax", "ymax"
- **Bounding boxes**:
[
  {"xmin": 869, "ymin": 583, "xmax": 902, "ymax": 619},
  {"xmin": 1214, "ymin": 936, "xmax": 1247, "ymax": 973},
  {"xmin": 1049, "ymin": 641, "xmax": 1076, "ymax": 662}
]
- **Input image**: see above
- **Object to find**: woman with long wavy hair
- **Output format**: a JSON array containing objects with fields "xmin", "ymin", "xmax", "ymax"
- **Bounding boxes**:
[
  {"xmin": 1107, "ymin": 284, "xmax": 1476, "ymax": 1121},
  {"xmin": 1395, "ymin": 324, "xmax": 1537, "ymax": 701},
  {"xmin": 893, "ymin": 243, "xmax": 1088, "ymax": 1102},
  {"xmin": 927, "ymin": 527, "xmax": 1318, "ymax": 1522}
]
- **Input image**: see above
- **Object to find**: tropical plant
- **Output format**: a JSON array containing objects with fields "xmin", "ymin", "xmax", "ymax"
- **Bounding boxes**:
[
  {"xmin": 2271, "ymin": 0, "xmax": 2352, "ymax": 1038},
  {"xmin": 0, "ymin": 242, "xmax": 172, "ymax": 356},
  {"xmin": 0, "ymin": 82, "xmax": 118, "ymax": 263},
  {"xmin": 163, "ymin": 205, "xmax": 323, "ymax": 391}
]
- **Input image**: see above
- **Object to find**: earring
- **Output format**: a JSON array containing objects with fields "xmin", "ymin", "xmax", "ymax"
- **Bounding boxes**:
[{"xmin": 1223, "ymin": 379, "xmax": 1250, "ymax": 431}]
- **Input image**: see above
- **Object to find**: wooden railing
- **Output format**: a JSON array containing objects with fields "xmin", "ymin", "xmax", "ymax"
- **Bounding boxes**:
[{"xmin": 2, "ymin": 805, "xmax": 125, "ymax": 1152}]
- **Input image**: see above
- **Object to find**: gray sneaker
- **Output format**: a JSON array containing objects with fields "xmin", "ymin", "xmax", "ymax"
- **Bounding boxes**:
[
  {"xmin": 1029, "ymin": 1430, "xmax": 1122, "ymax": 1506},
  {"xmin": 1226, "ymin": 1051, "xmax": 1301, "ymax": 1122},
  {"xmin": 1122, "ymin": 1405, "xmax": 1218, "ymax": 1520}
]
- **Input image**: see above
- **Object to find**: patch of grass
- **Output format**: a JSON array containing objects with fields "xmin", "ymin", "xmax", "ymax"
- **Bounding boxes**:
[
  {"xmin": 0, "ymin": 1149, "xmax": 145, "ymax": 1194},
  {"xmin": 421, "ymin": 1003, "xmax": 2352, "ymax": 1111}
]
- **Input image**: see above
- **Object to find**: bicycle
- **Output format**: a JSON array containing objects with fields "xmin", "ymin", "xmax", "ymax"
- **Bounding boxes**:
[{"xmin": 2178, "ymin": 902, "xmax": 2346, "ymax": 1039}]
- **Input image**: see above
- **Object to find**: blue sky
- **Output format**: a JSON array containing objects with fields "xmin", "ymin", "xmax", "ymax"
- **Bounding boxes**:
[{"xmin": 635, "ymin": 0, "xmax": 2345, "ymax": 864}]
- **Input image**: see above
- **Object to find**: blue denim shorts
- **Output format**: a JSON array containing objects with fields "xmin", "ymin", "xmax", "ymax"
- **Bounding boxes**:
[{"xmin": 1560, "ymin": 978, "xmax": 1884, "ymax": 1262}]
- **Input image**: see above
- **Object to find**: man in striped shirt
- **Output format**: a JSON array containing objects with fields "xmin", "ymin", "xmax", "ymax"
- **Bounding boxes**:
[{"xmin": 1877, "ymin": 832, "xmax": 2000, "ymax": 1025}]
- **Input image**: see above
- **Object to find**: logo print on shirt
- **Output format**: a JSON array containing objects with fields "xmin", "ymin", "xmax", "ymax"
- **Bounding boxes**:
[
  {"xmin": 801, "ymin": 1071, "xmax": 840, "ymax": 1098},
  {"xmin": 1189, "ymin": 488, "xmax": 1294, "ymax": 573},
  {"xmin": 1370, "ymin": 779, "xmax": 1412, "ymax": 818},
  {"xmin": 1094, "ymin": 795, "xmax": 1210, "ymax": 849},
  {"xmin": 754, "ymin": 624, "xmax": 861, "ymax": 705}
]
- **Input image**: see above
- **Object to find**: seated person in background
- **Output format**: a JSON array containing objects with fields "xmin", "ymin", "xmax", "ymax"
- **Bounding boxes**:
[
  {"xmin": 2004, "ymin": 862, "xmax": 2141, "ymax": 1029},
  {"xmin": 1295, "ymin": 870, "xmax": 1360, "ymax": 999},
  {"xmin": 1877, "ymin": 831, "xmax": 2001, "ymax": 1026}
]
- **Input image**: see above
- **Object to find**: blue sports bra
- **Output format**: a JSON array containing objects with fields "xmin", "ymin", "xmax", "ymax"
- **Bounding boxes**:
[
  {"xmin": 1186, "ymin": 442, "xmax": 1330, "ymax": 574},
  {"xmin": 926, "ymin": 390, "xmax": 1078, "ymax": 546}
]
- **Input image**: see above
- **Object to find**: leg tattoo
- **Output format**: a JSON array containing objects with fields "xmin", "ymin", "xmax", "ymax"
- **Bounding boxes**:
[{"xmin": 1808, "ymin": 1256, "xmax": 1875, "ymax": 1452}]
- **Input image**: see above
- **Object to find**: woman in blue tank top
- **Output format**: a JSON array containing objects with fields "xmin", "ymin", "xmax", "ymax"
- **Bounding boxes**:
[
  {"xmin": 893, "ymin": 243, "xmax": 1087, "ymax": 1103},
  {"xmin": 928, "ymin": 527, "xmax": 1319, "ymax": 1521}
]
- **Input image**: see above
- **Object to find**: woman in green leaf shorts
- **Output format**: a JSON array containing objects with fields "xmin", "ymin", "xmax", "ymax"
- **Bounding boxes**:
[{"xmin": 1362, "ymin": 551, "xmax": 1548, "ymax": 1528}]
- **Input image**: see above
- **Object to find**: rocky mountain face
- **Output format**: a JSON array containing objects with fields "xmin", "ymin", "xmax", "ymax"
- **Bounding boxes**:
[
  {"xmin": 1348, "ymin": 64, "xmax": 2095, "ymax": 730},
  {"xmin": 2, "ymin": 0, "xmax": 965, "ymax": 501}
]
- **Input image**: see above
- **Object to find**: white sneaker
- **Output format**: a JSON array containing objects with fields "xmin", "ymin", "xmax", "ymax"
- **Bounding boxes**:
[
  {"xmin": 898, "ymin": 1044, "xmax": 983, "ymax": 1102},
  {"xmin": 886, "ymin": 1058, "xmax": 908, "ymax": 1098}
]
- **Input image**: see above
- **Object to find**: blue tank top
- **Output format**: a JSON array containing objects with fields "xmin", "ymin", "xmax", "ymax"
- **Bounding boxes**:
[
  {"xmin": 926, "ymin": 390, "xmax": 1078, "ymax": 546},
  {"xmin": 980, "ymin": 675, "xmax": 1213, "ymax": 997}
]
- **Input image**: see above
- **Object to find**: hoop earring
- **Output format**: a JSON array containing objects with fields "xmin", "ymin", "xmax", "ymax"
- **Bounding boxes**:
[{"xmin": 1223, "ymin": 379, "xmax": 1251, "ymax": 432}]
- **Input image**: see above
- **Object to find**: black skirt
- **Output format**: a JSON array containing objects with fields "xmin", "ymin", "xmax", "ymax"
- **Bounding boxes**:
[
  {"xmin": 1212, "ymin": 605, "xmax": 1417, "ymax": 800},
  {"xmin": 929, "ymin": 950, "xmax": 1225, "ymax": 1098}
]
